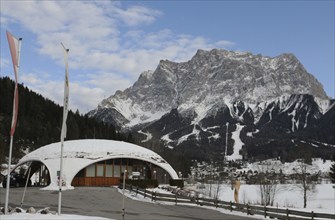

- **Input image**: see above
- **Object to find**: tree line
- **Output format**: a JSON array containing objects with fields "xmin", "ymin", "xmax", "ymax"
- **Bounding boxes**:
[{"xmin": 0, "ymin": 77, "xmax": 131, "ymax": 164}]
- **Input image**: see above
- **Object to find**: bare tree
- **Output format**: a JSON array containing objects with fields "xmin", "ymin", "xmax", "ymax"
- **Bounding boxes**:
[
  {"xmin": 259, "ymin": 175, "xmax": 278, "ymax": 206},
  {"xmin": 200, "ymin": 179, "xmax": 223, "ymax": 201},
  {"xmin": 256, "ymin": 163, "xmax": 279, "ymax": 206},
  {"xmin": 294, "ymin": 159, "xmax": 317, "ymax": 208},
  {"xmin": 213, "ymin": 180, "xmax": 222, "ymax": 201}
]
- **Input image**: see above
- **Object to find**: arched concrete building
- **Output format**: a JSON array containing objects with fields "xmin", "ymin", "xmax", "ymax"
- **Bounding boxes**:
[{"xmin": 15, "ymin": 139, "xmax": 178, "ymax": 188}]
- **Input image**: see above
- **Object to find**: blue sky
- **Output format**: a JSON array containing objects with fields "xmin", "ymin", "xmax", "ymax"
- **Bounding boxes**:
[{"xmin": 1, "ymin": 1, "xmax": 334, "ymax": 113}]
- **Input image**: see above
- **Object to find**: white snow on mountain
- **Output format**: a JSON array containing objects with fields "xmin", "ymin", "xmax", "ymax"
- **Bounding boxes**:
[
  {"xmin": 90, "ymin": 49, "xmax": 330, "ymax": 129},
  {"xmin": 161, "ymin": 133, "xmax": 174, "ymax": 149},
  {"xmin": 226, "ymin": 124, "xmax": 244, "ymax": 161},
  {"xmin": 138, "ymin": 130, "xmax": 153, "ymax": 143},
  {"xmin": 314, "ymin": 97, "xmax": 332, "ymax": 114}
]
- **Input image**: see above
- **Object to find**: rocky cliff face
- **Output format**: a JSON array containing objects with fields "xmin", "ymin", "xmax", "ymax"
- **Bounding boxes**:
[{"xmin": 88, "ymin": 49, "xmax": 334, "ymax": 162}]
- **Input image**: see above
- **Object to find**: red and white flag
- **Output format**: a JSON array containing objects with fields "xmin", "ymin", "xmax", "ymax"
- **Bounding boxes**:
[{"xmin": 7, "ymin": 31, "xmax": 22, "ymax": 136}]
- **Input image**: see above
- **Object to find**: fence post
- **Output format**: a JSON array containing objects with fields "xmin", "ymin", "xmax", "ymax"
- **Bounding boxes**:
[
  {"xmin": 264, "ymin": 206, "xmax": 267, "ymax": 218},
  {"xmin": 311, "ymin": 211, "xmax": 314, "ymax": 220},
  {"xmin": 196, "ymin": 196, "xmax": 199, "ymax": 206},
  {"xmin": 175, "ymin": 194, "xmax": 178, "ymax": 205},
  {"xmin": 247, "ymin": 204, "xmax": 250, "ymax": 215},
  {"xmin": 215, "ymin": 199, "xmax": 218, "ymax": 208},
  {"xmin": 286, "ymin": 208, "xmax": 289, "ymax": 219},
  {"xmin": 136, "ymin": 186, "xmax": 138, "ymax": 196},
  {"xmin": 151, "ymin": 191, "xmax": 154, "ymax": 201},
  {"xmin": 144, "ymin": 189, "xmax": 147, "ymax": 198},
  {"xmin": 230, "ymin": 201, "xmax": 233, "ymax": 212}
]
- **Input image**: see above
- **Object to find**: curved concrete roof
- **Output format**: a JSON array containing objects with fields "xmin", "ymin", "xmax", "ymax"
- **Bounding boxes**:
[{"xmin": 17, "ymin": 139, "xmax": 179, "ymax": 188}]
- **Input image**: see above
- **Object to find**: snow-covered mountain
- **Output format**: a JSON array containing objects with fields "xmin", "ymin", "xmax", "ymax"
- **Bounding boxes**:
[{"xmin": 88, "ymin": 49, "xmax": 334, "ymax": 162}]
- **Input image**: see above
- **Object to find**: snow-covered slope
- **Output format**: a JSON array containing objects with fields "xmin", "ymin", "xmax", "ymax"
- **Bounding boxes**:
[{"xmin": 88, "ymin": 49, "xmax": 334, "ymax": 162}]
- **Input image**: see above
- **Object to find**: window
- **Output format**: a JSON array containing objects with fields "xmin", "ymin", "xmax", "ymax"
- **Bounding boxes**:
[
  {"xmin": 86, "ymin": 164, "xmax": 95, "ymax": 177},
  {"xmin": 97, "ymin": 165, "xmax": 104, "ymax": 177},
  {"xmin": 106, "ymin": 165, "xmax": 113, "ymax": 177},
  {"xmin": 114, "ymin": 165, "xmax": 120, "ymax": 177}
]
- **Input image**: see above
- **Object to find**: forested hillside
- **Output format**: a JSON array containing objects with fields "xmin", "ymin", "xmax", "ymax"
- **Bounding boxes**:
[{"xmin": 0, "ymin": 77, "xmax": 130, "ymax": 164}]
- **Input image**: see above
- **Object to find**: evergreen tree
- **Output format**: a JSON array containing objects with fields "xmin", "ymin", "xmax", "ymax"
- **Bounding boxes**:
[{"xmin": 0, "ymin": 77, "xmax": 127, "ymax": 164}]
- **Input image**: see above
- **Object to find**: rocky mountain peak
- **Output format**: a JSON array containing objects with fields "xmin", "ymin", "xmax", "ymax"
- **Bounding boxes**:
[
  {"xmin": 90, "ymin": 49, "xmax": 329, "ymax": 129},
  {"xmin": 88, "ymin": 49, "xmax": 334, "ymax": 163}
]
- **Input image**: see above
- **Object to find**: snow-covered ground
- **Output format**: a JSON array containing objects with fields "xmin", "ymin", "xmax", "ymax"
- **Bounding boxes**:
[
  {"xmin": 118, "ymin": 182, "xmax": 334, "ymax": 220},
  {"xmin": 118, "ymin": 187, "xmax": 267, "ymax": 219},
  {"xmin": 193, "ymin": 183, "xmax": 335, "ymax": 214},
  {"xmin": 1, "ymin": 213, "xmax": 110, "ymax": 220},
  {"xmin": 191, "ymin": 158, "xmax": 335, "ymax": 214}
]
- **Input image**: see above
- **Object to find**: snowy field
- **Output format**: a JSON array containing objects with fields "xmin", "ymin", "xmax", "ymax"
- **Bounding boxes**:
[
  {"xmin": 194, "ymin": 183, "xmax": 335, "ymax": 214},
  {"xmin": 118, "ymin": 187, "xmax": 267, "ymax": 220},
  {"xmin": 1, "ymin": 213, "xmax": 110, "ymax": 220},
  {"xmin": 118, "ymin": 183, "xmax": 335, "ymax": 220}
]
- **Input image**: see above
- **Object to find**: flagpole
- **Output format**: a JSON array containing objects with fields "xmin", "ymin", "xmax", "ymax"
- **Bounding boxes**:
[
  {"xmin": 20, "ymin": 163, "xmax": 32, "ymax": 207},
  {"xmin": 58, "ymin": 43, "xmax": 69, "ymax": 215},
  {"xmin": 5, "ymin": 136, "xmax": 14, "ymax": 215},
  {"xmin": 5, "ymin": 34, "xmax": 22, "ymax": 215},
  {"xmin": 58, "ymin": 140, "xmax": 64, "ymax": 215}
]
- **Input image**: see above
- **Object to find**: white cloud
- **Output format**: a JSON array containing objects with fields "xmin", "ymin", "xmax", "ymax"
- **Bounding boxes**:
[
  {"xmin": 20, "ymin": 73, "xmax": 43, "ymax": 85},
  {"xmin": 70, "ymin": 82, "xmax": 105, "ymax": 113},
  {"xmin": 217, "ymin": 40, "xmax": 235, "ymax": 48},
  {"xmin": 87, "ymin": 72, "xmax": 133, "ymax": 97},
  {"xmin": 111, "ymin": 5, "xmax": 162, "ymax": 26},
  {"xmin": 1, "ymin": 1, "xmax": 235, "ymax": 113},
  {"xmin": 20, "ymin": 74, "xmax": 64, "ymax": 107},
  {"xmin": 0, "ymin": 58, "xmax": 10, "ymax": 73},
  {"xmin": 20, "ymin": 72, "xmax": 106, "ymax": 113}
]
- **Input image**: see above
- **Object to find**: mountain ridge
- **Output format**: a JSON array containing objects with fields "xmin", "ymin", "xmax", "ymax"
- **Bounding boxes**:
[
  {"xmin": 88, "ymin": 49, "xmax": 334, "ymax": 162},
  {"xmin": 89, "ymin": 49, "xmax": 329, "ymax": 129}
]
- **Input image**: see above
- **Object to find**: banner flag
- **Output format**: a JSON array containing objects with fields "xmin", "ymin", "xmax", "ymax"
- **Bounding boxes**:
[
  {"xmin": 6, "ymin": 31, "xmax": 22, "ymax": 136},
  {"xmin": 58, "ymin": 43, "xmax": 69, "ymax": 215},
  {"xmin": 60, "ymin": 43, "xmax": 69, "ymax": 140},
  {"xmin": 5, "ymin": 30, "xmax": 22, "ymax": 215}
]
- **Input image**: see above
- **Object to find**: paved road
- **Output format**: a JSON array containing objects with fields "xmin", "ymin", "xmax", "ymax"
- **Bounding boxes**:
[{"xmin": 1, "ymin": 187, "xmax": 256, "ymax": 220}]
